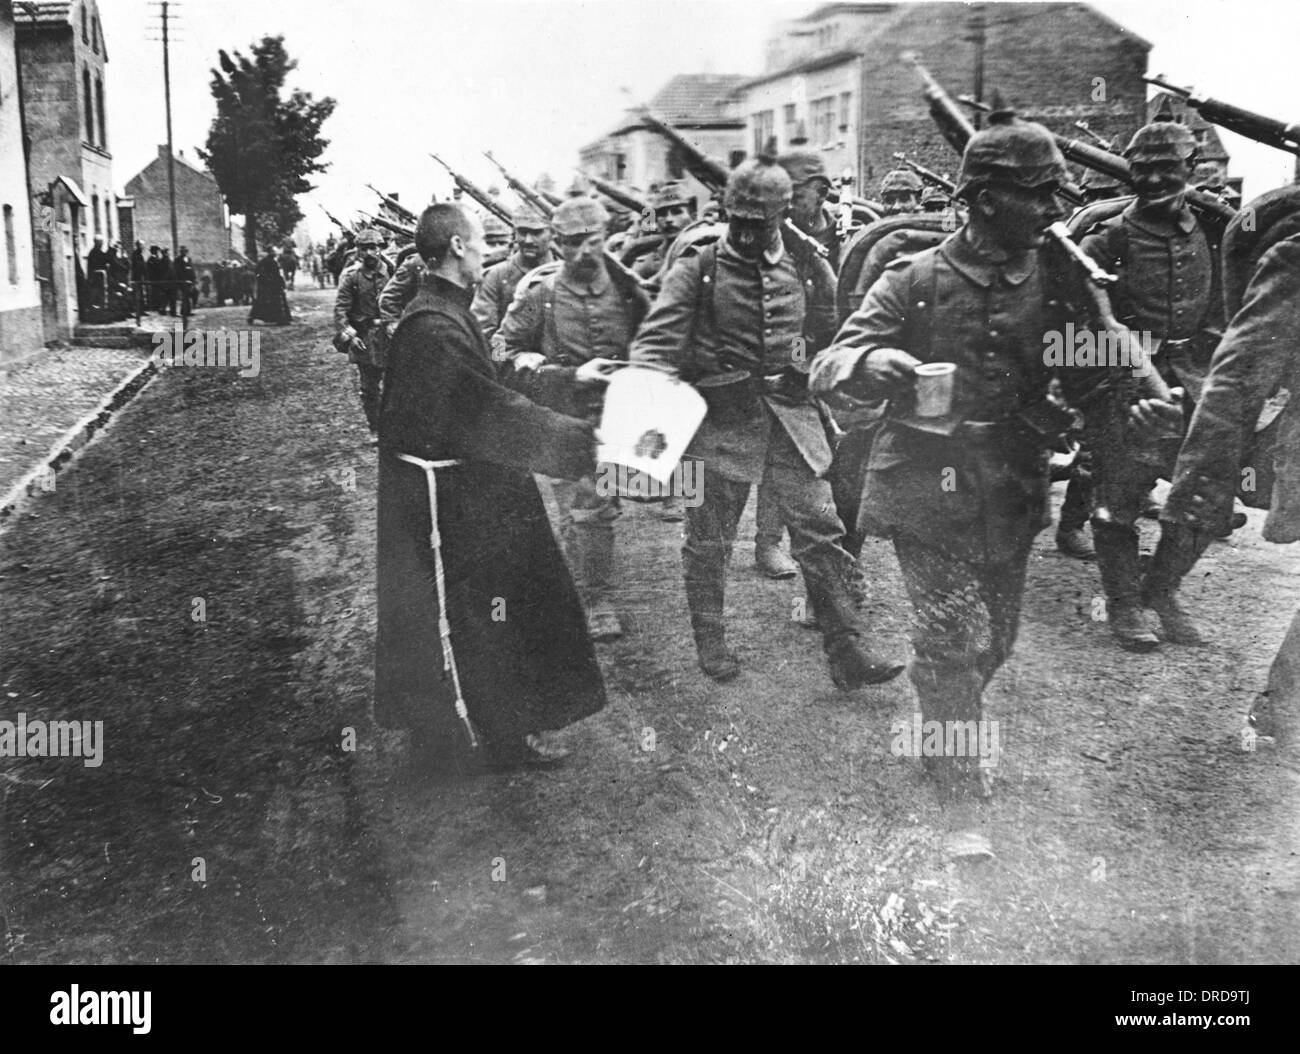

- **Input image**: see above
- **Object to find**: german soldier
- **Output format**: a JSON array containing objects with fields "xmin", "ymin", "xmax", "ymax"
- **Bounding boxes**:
[
  {"xmin": 334, "ymin": 228, "xmax": 395, "ymax": 440},
  {"xmin": 629, "ymin": 158, "xmax": 903, "ymax": 689},
  {"xmin": 879, "ymin": 168, "xmax": 924, "ymax": 216},
  {"xmin": 810, "ymin": 112, "xmax": 1175, "ymax": 799},
  {"xmin": 471, "ymin": 203, "xmax": 552, "ymax": 345},
  {"xmin": 498, "ymin": 196, "xmax": 650, "ymax": 642},
  {"xmin": 1077, "ymin": 116, "xmax": 1224, "ymax": 649}
]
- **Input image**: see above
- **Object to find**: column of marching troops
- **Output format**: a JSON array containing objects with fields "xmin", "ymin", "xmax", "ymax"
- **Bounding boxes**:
[{"xmin": 331, "ymin": 104, "xmax": 1298, "ymax": 800}]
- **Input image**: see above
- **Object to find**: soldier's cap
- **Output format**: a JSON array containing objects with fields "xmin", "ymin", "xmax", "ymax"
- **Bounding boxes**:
[
  {"xmin": 881, "ymin": 169, "xmax": 924, "ymax": 195},
  {"xmin": 551, "ymin": 196, "xmax": 610, "ymax": 236},
  {"xmin": 354, "ymin": 227, "xmax": 384, "ymax": 248},
  {"xmin": 955, "ymin": 109, "xmax": 1068, "ymax": 199},
  {"xmin": 776, "ymin": 151, "xmax": 832, "ymax": 189},
  {"xmin": 510, "ymin": 204, "xmax": 550, "ymax": 231},
  {"xmin": 920, "ymin": 185, "xmax": 949, "ymax": 205},
  {"xmin": 482, "ymin": 212, "xmax": 512, "ymax": 238},
  {"xmin": 724, "ymin": 157, "xmax": 793, "ymax": 220},
  {"xmin": 1078, "ymin": 168, "xmax": 1124, "ymax": 190},
  {"xmin": 1125, "ymin": 118, "xmax": 1198, "ymax": 163},
  {"xmin": 650, "ymin": 180, "xmax": 694, "ymax": 211}
]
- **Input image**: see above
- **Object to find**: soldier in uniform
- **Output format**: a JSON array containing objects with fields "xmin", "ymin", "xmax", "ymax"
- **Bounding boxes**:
[
  {"xmin": 471, "ymin": 204, "xmax": 552, "ymax": 345},
  {"xmin": 1076, "ymin": 117, "xmax": 1223, "ymax": 649},
  {"xmin": 481, "ymin": 211, "xmax": 513, "ymax": 268},
  {"xmin": 879, "ymin": 169, "xmax": 924, "ymax": 215},
  {"xmin": 626, "ymin": 181, "xmax": 696, "ymax": 285},
  {"xmin": 629, "ymin": 158, "xmax": 902, "ymax": 690},
  {"xmin": 778, "ymin": 151, "xmax": 843, "ymax": 269},
  {"xmin": 810, "ymin": 112, "xmax": 1178, "ymax": 799},
  {"xmin": 921, "ymin": 185, "xmax": 952, "ymax": 212},
  {"xmin": 334, "ymin": 228, "xmax": 395, "ymax": 440},
  {"xmin": 498, "ymin": 196, "xmax": 650, "ymax": 642},
  {"xmin": 1144, "ymin": 186, "xmax": 1300, "ymax": 694}
]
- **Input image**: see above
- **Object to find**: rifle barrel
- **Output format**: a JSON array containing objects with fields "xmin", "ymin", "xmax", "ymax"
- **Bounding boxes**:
[
  {"xmin": 428, "ymin": 154, "xmax": 513, "ymax": 225},
  {"xmin": 1145, "ymin": 75, "xmax": 1300, "ymax": 156}
]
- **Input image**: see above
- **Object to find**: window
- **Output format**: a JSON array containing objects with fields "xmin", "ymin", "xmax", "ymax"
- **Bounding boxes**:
[
  {"xmin": 92, "ymin": 194, "xmax": 101, "ymax": 237},
  {"xmin": 783, "ymin": 103, "xmax": 797, "ymax": 137},
  {"xmin": 839, "ymin": 92, "xmax": 852, "ymax": 131},
  {"xmin": 96, "ymin": 77, "xmax": 106, "ymax": 149},
  {"xmin": 4, "ymin": 205, "xmax": 17, "ymax": 284},
  {"xmin": 81, "ymin": 4, "xmax": 88, "ymax": 44},
  {"xmin": 753, "ymin": 110, "xmax": 774, "ymax": 155},
  {"xmin": 811, "ymin": 96, "xmax": 836, "ymax": 146},
  {"xmin": 83, "ymin": 66, "xmax": 94, "ymax": 144}
]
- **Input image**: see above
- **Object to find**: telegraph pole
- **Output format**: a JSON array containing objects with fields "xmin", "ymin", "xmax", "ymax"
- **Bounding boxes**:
[
  {"xmin": 965, "ymin": 4, "xmax": 987, "ymax": 129},
  {"xmin": 149, "ymin": 2, "xmax": 180, "ymax": 257}
]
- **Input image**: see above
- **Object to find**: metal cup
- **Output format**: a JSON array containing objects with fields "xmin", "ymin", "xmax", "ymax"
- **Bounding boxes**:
[{"xmin": 914, "ymin": 361, "xmax": 956, "ymax": 417}]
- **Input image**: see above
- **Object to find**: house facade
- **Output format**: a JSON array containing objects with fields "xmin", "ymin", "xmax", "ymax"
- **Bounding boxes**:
[{"xmin": 1, "ymin": 1, "xmax": 43, "ymax": 360}]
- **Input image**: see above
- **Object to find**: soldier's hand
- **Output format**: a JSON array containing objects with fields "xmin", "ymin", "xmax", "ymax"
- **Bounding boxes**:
[
  {"xmin": 1129, "ymin": 388, "xmax": 1184, "ymax": 435},
  {"xmin": 512, "ymin": 352, "xmax": 547, "ymax": 373},
  {"xmin": 857, "ymin": 348, "xmax": 922, "ymax": 391},
  {"xmin": 575, "ymin": 358, "xmax": 623, "ymax": 386}
]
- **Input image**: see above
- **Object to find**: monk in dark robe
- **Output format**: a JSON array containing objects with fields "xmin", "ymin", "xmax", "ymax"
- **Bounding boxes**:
[
  {"xmin": 248, "ymin": 248, "xmax": 291, "ymax": 324},
  {"xmin": 375, "ymin": 203, "xmax": 606, "ymax": 771}
]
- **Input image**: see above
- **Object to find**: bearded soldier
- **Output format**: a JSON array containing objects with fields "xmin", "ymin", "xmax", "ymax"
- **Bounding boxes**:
[
  {"xmin": 810, "ymin": 112, "xmax": 1181, "ymax": 800},
  {"xmin": 629, "ymin": 157, "xmax": 902, "ymax": 690},
  {"xmin": 1077, "ymin": 116, "xmax": 1225, "ymax": 649},
  {"xmin": 498, "ymin": 196, "xmax": 650, "ymax": 642},
  {"xmin": 471, "ymin": 204, "xmax": 552, "ymax": 345},
  {"xmin": 334, "ymin": 228, "xmax": 394, "ymax": 440}
]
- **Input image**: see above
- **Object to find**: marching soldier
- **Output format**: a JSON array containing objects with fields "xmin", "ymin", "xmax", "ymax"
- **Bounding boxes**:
[
  {"xmin": 471, "ymin": 204, "xmax": 552, "ymax": 345},
  {"xmin": 810, "ymin": 111, "xmax": 1180, "ymax": 800},
  {"xmin": 481, "ymin": 211, "xmax": 513, "ymax": 268},
  {"xmin": 629, "ymin": 158, "xmax": 903, "ymax": 690},
  {"xmin": 778, "ymin": 151, "xmax": 843, "ymax": 269},
  {"xmin": 879, "ymin": 169, "xmax": 924, "ymax": 215},
  {"xmin": 626, "ymin": 181, "xmax": 696, "ymax": 285},
  {"xmin": 334, "ymin": 228, "xmax": 395, "ymax": 441},
  {"xmin": 1077, "ymin": 116, "xmax": 1225, "ymax": 649},
  {"xmin": 498, "ymin": 196, "xmax": 650, "ymax": 642}
]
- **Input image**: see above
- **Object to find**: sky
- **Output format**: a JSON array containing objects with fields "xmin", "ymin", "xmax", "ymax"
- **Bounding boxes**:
[{"xmin": 93, "ymin": 0, "xmax": 1299, "ymax": 243}]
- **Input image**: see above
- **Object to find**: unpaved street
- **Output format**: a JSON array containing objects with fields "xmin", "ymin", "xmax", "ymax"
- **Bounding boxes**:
[{"xmin": 2, "ymin": 288, "xmax": 1297, "ymax": 964}]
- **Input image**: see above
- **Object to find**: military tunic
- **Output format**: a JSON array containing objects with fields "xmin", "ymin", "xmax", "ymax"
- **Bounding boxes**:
[{"xmin": 470, "ymin": 253, "xmax": 538, "ymax": 343}]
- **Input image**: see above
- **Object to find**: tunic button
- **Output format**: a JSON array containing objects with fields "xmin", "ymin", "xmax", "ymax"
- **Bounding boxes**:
[{"xmin": 989, "ymin": 329, "xmax": 999, "ymax": 338}]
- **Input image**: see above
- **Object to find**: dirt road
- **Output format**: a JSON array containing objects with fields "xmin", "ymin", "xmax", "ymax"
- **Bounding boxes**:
[{"xmin": 2, "ymin": 288, "xmax": 1296, "ymax": 963}]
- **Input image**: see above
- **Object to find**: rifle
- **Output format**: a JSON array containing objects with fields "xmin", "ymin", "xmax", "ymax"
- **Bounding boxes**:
[
  {"xmin": 1073, "ymin": 120, "xmax": 1117, "ymax": 152},
  {"xmin": 429, "ymin": 153, "xmax": 514, "ymax": 225},
  {"xmin": 540, "ymin": 189, "xmax": 564, "ymax": 208},
  {"xmin": 359, "ymin": 211, "xmax": 415, "ymax": 240},
  {"xmin": 891, "ymin": 152, "xmax": 956, "ymax": 195},
  {"xmin": 1145, "ymin": 75, "xmax": 1300, "ymax": 157},
  {"xmin": 318, "ymin": 203, "xmax": 351, "ymax": 232},
  {"xmin": 483, "ymin": 152, "xmax": 555, "ymax": 219},
  {"xmin": 902, "ymin": 52, "xmax": 978, "ymax": 155},
  {"xmin": 634, "ymin": 107, "xmax": 827, "ymax": 258},
  {"xmin": 364, "ymin": 183, "xmax": 417, "ymax": 223},
  {"xmin": 580, "ymin": 171, "xmax": 649, "ymax": 214}
]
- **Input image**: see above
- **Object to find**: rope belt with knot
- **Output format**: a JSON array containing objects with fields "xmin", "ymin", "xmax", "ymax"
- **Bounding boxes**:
[{"xmin": 395, "ymin": 453, "xmax": 478, "ymax": 748}]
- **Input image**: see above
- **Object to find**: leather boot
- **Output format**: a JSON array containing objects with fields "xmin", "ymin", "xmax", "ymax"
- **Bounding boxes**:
[
  {"xmin": 571, "ymin": 521, "xmax": 623, "ymax": 642},
  {"xmin": 1092, "ymin": 522, "xmax": 1160, "ymax": 651},
  {"xmin": 911, "ymin": 662, "xmax": 994, "ymax": 803},
  {"xmin": 684, "ymin": 545, "xmax": 739, "ymax": 681},
  {"xmin": 805, "ymin": 562, "xmax": 902, "ymax": 689},
  {"xmin": 1142, "ymin": 522, "xmax": 1211, "ymax": 645},
  {"xmin": 755, "ymin": 543, "xmax": 799, "ymax": 579}
]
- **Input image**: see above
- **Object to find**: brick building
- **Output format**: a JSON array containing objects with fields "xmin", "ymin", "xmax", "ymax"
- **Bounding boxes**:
[
  {"xmin": 125, "ymin": 145, "xmax": 241, "ymax": 267},
  {"xmin": 579, "ymin": 74, "xmax": 750, "ymax": 210},
  {"xmin": 1, "ymin": 2, "xmax": 43, "ymax": 361},
  {"xmin": 736, "ymin": 2, "xmax": 1152, "ymax": 198},
  {"xmin": 15, "ymin": 0, "xmax": 116, "ymax": 338}
]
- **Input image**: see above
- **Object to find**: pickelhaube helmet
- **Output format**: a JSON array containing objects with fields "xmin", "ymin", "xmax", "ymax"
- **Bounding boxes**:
[
  {"xmin": 776, "ymin": 151, "xmax": 832, "ymax": 188},
  {"xmin": 724, "ymin": 158, "xmax": 793, "ymax": 220},
  {"xmin": 354, "ymin": 227, "xmax": 384, "ymax": 248},
  {"xmin": 551, "ymin": 196, "xmax": 610, "ymax": 236},
  {"xmin": 1125, "ymin": 119, "xmax": 1198, "ymax": 164},
  {"xmin": 880, "ymin": 169, "xmax": 924, "ymax": 195},
  {"xmin": 955, "ymin": 108, "xmax": 1069, "ymax": 199}
]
